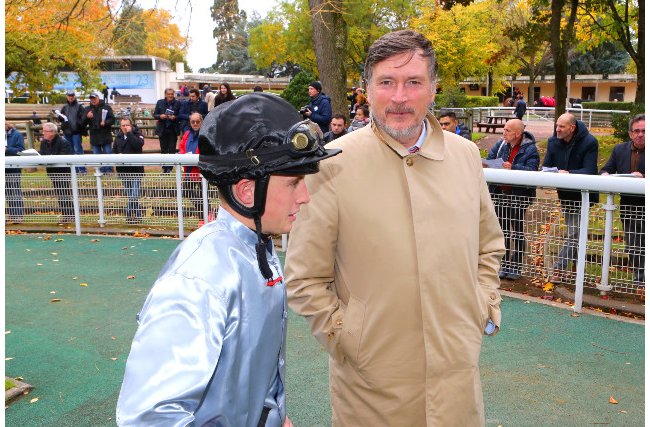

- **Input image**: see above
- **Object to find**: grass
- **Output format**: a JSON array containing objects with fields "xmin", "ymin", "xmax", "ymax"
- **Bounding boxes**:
[{"xmin": 5, "ymin": 378, "xmax": 16, "ymax": 391}]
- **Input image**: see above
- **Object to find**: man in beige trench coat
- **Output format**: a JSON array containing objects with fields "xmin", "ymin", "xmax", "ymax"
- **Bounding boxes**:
[{"xmin": 284, "ymin": 30, "xmax": 505, "ymax": 426}]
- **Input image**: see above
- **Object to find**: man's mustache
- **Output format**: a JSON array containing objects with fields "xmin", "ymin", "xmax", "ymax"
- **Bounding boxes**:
[{"xmin": 385, "ymin": 105, "xmax": 415, "ymax": 114}]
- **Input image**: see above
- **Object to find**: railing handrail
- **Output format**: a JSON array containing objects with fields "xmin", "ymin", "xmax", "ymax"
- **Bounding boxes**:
[{"xmin": 5, "ymin": 154, "xmax": 645, "ymax": 195}]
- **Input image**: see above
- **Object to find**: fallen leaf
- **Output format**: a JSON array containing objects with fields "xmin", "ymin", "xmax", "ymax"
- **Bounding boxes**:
[
  {"xmin": 55, "ymin": 238, "xmax": 64, "ymax": 242},
  {"xmin": 609, "ymin": 396, "xmax": 618, "ymax": 404},
  {"xmin": 111, "ymin": 336, "xmax": 116, "ymax": 340},
  {"xmin": 543, "ymin": 282, "xmax": 554, "ymax": 292},
  {"xmin": 90, "ymin": 239, "xmax": 100, "ymax": 242},
  {"xmin": 151, "ymin": 249, "xmax": 158, "ymax": 252},
  {"xmin": 50, "ymin": 252, "xmax": 58, "ymax": 256},
  {"xmin": 50, "ymin": 298, "xmax": 62, "ymax": 303},
  {"xmin": 5, "ymin": 331, "xmax": 10, "ymax": 334},
  {"xmin": 110, "ymin": 357, "xmax": 117, "ymax": 361},
  {"xmin": 50, "ymin": 291, "xmax": 56, "ymax": 294},
  {"xmin": 121, "ymin": 246, "xmax": 128, "ymax": 250},
  {"xmin": 36, "ymin": 263, "xmax": 43, "ymax": 266},
  {"xmin": 620, "ymin": 410, "xmax": 627, "ymax": 413},
  {"xmin": 25, "ymin": 249, "xmax": 31, "ymax": 252},
  {"xmin": 14, "ymin": 377, "xmax": 23, "ymax": 381},
  {"xmin": 30, "ymin": 398, "xmax": 39, "ymax": 403},
  {"xmin": 571, "ymin": 313, "xmax": 580, "ymax": 318},
  {"xmin": 52, "ymin": 260, "xmax": 59, "ymax": 262},
  {"xmin": 127, "ymin": 275, "xmax": 136, "ymax": 280},
  {"xmin": 5, "ymin": 357, "xmax": 14, "ymax": 361},
  {"xmin": 80, "ymin": 283, "xmax": 88, "ymax": 287},
  {"xmin": 43, "ymin": 235, "xmax": 52, "ymax": 241},
  {"xmin": 524, "ymin": 300, "xmax": 531, "ymax": 304}
]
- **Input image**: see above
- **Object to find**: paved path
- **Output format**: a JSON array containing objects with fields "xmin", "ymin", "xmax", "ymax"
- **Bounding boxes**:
[{"xmin": 5, "ymin": 234, "xmax": 644, "ymax": 426}]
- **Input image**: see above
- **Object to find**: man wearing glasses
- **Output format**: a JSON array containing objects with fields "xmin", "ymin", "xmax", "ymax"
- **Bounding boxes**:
[
  {"xmin": 38, "ymin": 122, "xmax": 74, "ymax": 223},
  {"xmin": 600, "ymin": 114, "xmax": 645, "ymax": 290}
]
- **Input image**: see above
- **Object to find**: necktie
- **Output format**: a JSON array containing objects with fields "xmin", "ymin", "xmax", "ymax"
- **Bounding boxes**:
[{"xmin": 408, "ymin": 145, "xmax": 420, "ymax": 154}]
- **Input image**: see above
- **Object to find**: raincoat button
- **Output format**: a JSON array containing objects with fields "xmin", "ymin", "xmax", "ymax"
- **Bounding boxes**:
[{"xmin": 406, "ymin": 157, "xmax": 414, "ymax": 166}]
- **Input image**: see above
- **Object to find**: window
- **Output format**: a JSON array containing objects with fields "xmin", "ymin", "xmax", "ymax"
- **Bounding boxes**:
[
  {"xmin": 609, "ymin": 86, "xmax": 625, "ymax": 102},
  {"xmin": 581, "ymin": 87, "xmax": 595, "ymax": 101}
]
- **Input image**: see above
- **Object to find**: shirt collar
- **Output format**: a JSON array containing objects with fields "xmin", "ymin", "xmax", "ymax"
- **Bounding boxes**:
[{"xmin": 406, "ymin": 120, "xmax": 428, "ymax": 153}]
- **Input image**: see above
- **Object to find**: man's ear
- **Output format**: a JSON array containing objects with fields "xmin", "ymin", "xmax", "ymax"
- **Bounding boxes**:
[{"xmin": 232, "ymin": 179, "xmax": 255, "ymax": 207}]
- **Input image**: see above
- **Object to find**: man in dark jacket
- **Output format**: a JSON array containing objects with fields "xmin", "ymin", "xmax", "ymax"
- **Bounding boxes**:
[
  {"xmin": 39, "ymin": 122, "xmax": 75, "ymax": 223},
  {"xmin": 543, "ymin": 113, "xmax": 598, "ymax": 282},
  {"xmin": 439, "ymin": 111, "xmax": 472, "ymax": 140},
  {"xmin": 154, "ymin": 88, "xmax": 182, "ymax": 173},
  {"xmin": 323, "ymin": 114, "xmax": 348, "ymax": 143},
  {"xmin": 600, "ymin": 114, "xmax": 645, "ymax": 286},
  {"xmin": 514, "ymin": 94, "xmax": 527, "ymax": 120},
  {"xmin": 83, "ymin": 91, "xmax": 115, "ymax": 173},
  {"xmin": 485, "ymin": 119, "xmax": 540, "ymax": 279},
  {"xmin": 5, "ymin": 121, "xmax": 25, "ymax": 222},
  {"xmin": 178, "ymin": 88, "xmax": 208, "ymax": 134},
  {"xmin": 303, "ymin": 81, "xmax": 332, "ymax": 134},
  {"xmin": 113, "ymin": 117, "xmax": 146, "ymax": 224},
  {"xmin": 60, "ymin": 90, "xmax": 87, "ymax": 173}
]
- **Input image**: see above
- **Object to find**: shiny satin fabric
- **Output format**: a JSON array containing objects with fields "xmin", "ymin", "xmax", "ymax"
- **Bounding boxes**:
[{"xmin": 116, "ymin": 209, "xmax": 287, "ymax": 426}]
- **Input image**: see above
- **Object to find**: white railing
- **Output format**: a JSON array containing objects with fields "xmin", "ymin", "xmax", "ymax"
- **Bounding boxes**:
[
  {"xmin": 5, "ymin": 155, "xmax": 645, "ymax": 312},
  {"xmin": 470, "ymin": 106, "xmax": 630, "ymax": 128}
]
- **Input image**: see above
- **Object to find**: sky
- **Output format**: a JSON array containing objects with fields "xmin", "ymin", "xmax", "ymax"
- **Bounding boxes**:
[{"xmin": 137, "ymin": 0, "xmax": 277, "ymax": 72}]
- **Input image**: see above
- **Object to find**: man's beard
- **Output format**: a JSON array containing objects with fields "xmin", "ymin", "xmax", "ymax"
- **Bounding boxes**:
[{"xmin": 371, "ymin": 106, "xmax": 423, "ymax": 143}]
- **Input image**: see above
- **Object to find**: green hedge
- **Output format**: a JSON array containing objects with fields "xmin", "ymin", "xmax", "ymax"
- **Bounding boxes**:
[
  {"xmin": 610, "ymin": 103, "xmax": 645, "ymax": 139},
  {"xmin": 436, "ymin": 88, "xmax": 498, "ymax": 108},
  {"xmin": 281, "ymin": 71, "xmax": 317, "ymax": 111},
  {"xmin": 582, "ymin": 101, "xmax": 634, "ymax": 111},
  {"xmin": 464, "ymin": 96, "xmax": 499, "ymax": 108}
]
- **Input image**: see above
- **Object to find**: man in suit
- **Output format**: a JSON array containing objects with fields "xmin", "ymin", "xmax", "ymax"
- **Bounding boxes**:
[
  {"xmin": 600, "ymin": 114, "xmax": 645, "ymax": 287},
  {"xmin": 154, "ymin": 88, "xmax": 181, "ymax": 173}
]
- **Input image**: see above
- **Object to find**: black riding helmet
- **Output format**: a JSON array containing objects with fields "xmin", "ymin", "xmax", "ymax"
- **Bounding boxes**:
[{"xmin": 198, "ymin": 93, "xmax": 341, "ymax": 279}]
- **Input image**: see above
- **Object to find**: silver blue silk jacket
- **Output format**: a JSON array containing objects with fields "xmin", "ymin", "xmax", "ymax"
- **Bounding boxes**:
[{"xmin": 116, "ymin": 209, "xmax": 288, "ymax": 427}]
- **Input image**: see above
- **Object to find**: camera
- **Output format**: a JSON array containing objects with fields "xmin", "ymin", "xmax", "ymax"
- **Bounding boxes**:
[{"xmin": 299, "ymin": 105, "xmax": 310, "ymax": 116}]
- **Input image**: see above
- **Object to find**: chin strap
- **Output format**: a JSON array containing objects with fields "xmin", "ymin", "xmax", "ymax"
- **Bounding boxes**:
[{"xmin": 254, "ymin": 215, "xmax": 274, "ymax": 280}]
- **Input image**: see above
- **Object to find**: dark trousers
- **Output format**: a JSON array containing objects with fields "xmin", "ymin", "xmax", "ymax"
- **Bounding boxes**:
[
  {"xmin": 183, "ymin": 179, "xmax": 204, "ymax": 217},
  {"xmin": 50, "ymin": 174, "xmax": 74, "ymax": 219},
  {"xmin": 6, "ymin": 172, "xmax": 24, "ymax": 220},
  {"xmin": 493, "ymin": 192, "xmax": 528, "ymax": 273},
  {"xmin": 159, "ymin": 129, "xmax": 178, "ymax": 172},
  {"xmin": 120, "ymin": 175, "xmax": 142, "ymax": 219},
  {"xmin": 621, "ymin": 205, "xmax": 645, "ymax": 284}
]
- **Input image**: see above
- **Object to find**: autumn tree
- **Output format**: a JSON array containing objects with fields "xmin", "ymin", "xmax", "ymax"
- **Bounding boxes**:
[
  {"xmin": 113, "ymin": 4, "xmax": 146, "ymax": 55},
  {"xmin": 578, "ymin": 0, "xmax": 643, "ymax": 103},
  {"xmin": 5, "ymin": 0, "xmax": 114, "ymax": 95}
]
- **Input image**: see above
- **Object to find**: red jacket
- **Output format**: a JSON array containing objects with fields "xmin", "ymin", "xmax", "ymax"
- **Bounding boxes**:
[{"xmin": 179, "ymin": 130, "xmax": 201, "ymax": 181}]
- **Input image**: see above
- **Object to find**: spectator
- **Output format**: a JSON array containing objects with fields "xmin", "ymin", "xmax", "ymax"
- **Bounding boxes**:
[
  {"xmin": 514, "ymin": 94, "xmax": 527, "ymax": 120},
  {"xmin": 213, "ymin": 82, "xmax": 236, "ymax": 109},
  {"xmin": 202, "ymin": 84, "xmax": 211, "ymax": 100},
  {"xmin": 302, "ymin": 81, "xmax": 332, "ymax": 134},
  {"xmin": 101, "ymin": 82, "xmax": 109, "ymax": 103},
  {"xmin": 253, "ymin": 85, "xmax": 264, "ymax": 92},
  {"xmin": 600, "ymin": 114, "xmax": 645, "ymax": 287},
  {"xmin": 438, "ymin": 110, "xmax": 472, "ymax": 140},
  {"xmin": 347, "ymin": 86, "xmax": 357, "ymax": 119},
  {"xmin": 204, "ymin": 86, "xmax": 216, "ymax": 111},
  {"xmin": 83, "ymin": 91, "xmax": 115, "ymax": 174},
  {"xmin": 179, "ymin": 112, "xmax": 204, "ymax": 217},
  {"xmin": 350, "ymin": 87, "xmax": 367, "ymax": 117},
  {"xmin": 5, "ymin": 121, "xmax": 25, "ymax": 223},
  {"xmin": 60, "ymin": 89, "xmax": 87, "ymax": 173},
  {"xmin": 323, "ymin": 113, "xmax": 348, "ymax": 143},
  {"xmin": 112, "ymin": 117, "xmax": 145, "ymax": 225},
  {"xmin": 116, "ymin": 92, "xmax": 340, "ymax": 426},
  {"xmin": 111, "ymin": 87, "xmax": 120, "ymax": 101},
  {"xmin": 284, "ymin": 30, "xmax": 504, "ymax": 426},
  {"xmin": 39, "ymin": 122, "xmax": 75, "ymax": 223},
  {"xmin": 543, "ymin": 113, "xmax": 599, "ymax": 283},
  {"xmin": 347, "ymin": 105, "xmax": 369, "ymax": 132},
  {"xmin": 178, "ymin": 88, "xmax": 208, "ymax": 134},
  {"xmin": 484, "ymin": 119, "xmax": 540, "ymax": 280},
  {"xmin": 154, "ymin": 88, "xmax": 182, "ymax": 173}
]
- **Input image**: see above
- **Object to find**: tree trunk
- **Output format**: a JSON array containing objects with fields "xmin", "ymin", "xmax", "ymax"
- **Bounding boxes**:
[
  {"xmin": 308, "ymin": 0, "xmax": 348, "ymax": 119},
  {"xmin": 635, "ymin": 0, "xmax": 644, "ymax": 103},
  {"xmin": 550, "ymin": 0, "xmax": 578, "ymax": 121}
]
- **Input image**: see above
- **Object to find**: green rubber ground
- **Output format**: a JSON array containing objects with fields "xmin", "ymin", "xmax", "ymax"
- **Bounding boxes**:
[{"xmin": 5, "ymin": 234, "xmax": 644, "ymax": 426}]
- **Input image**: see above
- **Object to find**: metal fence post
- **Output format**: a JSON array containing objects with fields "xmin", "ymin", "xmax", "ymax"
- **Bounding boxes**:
[
  {"xmin": 573, "ymin": 191, "xmax": 592, "ymax": 313},
  {"xmin": 176, "ymin": 165, "xmax": 185, "ymax": 240},
  {"xmin": 598, "ymin": 193, "xmax": 616, "ymax": 294},
  {"xmin": 94, "ymin": 169, "xmax": 106, "ymax": 227},
  {"xmin": 201, "ymin": 176, "xmax": 209, "ymax": 222},
  {"xmin": 70, "ymin": 166, "xmax": 81, "ymax": 236},
  {"xmin": 25, "ymin": 122, "xmax": 34, "ymax": 149}
]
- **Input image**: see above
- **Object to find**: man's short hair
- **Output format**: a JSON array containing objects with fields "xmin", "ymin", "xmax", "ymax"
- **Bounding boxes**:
[
  {"xmin": 164, "ymin": 88, "xmax": 175, "ymax": 95},
  {"xmin": 120, "ymin": 117, "xmax": 133, "ymax": 125},
  {"xmin": 42, "ymin": 122, "xmax": 58, "ymax": 133},
  {"xmin": 332, "ymin": 113, "xmax": 347, "ymax": 124},
  {"xmin": 189, "ymin": 88, "xmax": 201, "ymax": 97},
  {"xmin": 364, "ymin": 30, "xmax": 437, "ymax": 87},
  {"xmin": 629, "ymin": 114, "xmax": 645, "ymax": 131},
  {"xmin": 439, "ymin": 111, "xmax": 457, "ymax": 120}
]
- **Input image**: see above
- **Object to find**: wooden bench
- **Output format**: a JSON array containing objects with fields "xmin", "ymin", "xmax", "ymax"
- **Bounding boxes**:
[
  {"xmin": 476, "ymin": 122, "xmax": 505, "ymax": 133},
  {"xmin": 113, "ymin": 94, "xmax": 142, "ymax": 104}
]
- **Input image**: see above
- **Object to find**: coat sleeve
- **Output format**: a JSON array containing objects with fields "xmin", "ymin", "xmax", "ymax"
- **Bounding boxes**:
[
  {"xmin": 103, "ymin": 106, "xmax": 115, "ymax": 127},
  {"xmin": 542, "ymin": 140, "xmax": 555, "ymax": 168},
  {"xmin": 485, "ymin": 141, "xmax": 500, "ymax": 160},
  {"xmin": 5, "ymin": 131, "xmax": 25, "ymax": 155},
  {"xmin": 116, "ymin": 275, "xmax": 227, "ymax": 426},
  {"xmin": 599, "ymin": 144, "xmax": 620, "ymax": 174},
  {"xmin": 284, "ymin": 161, "xmax": 347, "ymax": 362},
  {"xmin": 569, "ymin": 137, "xmax": 598, "ymax": 175},
  {"xmin": 476, "ymin": 165, "xmax": 505, "ymax": 332},
  {"xmin": 178, "ymin": 101, "xmax": 190, "ymax": 121},
  {"xmin": 310, "ymin": 98, "xmax": 332, "ymax": 128},
  {"xmin": 512, "ymin": 144, "xmax": 540, "ymax": 171},
  {"xmin": 153, "ymin": 100, "xmax": 164, "ymax": 120}
]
